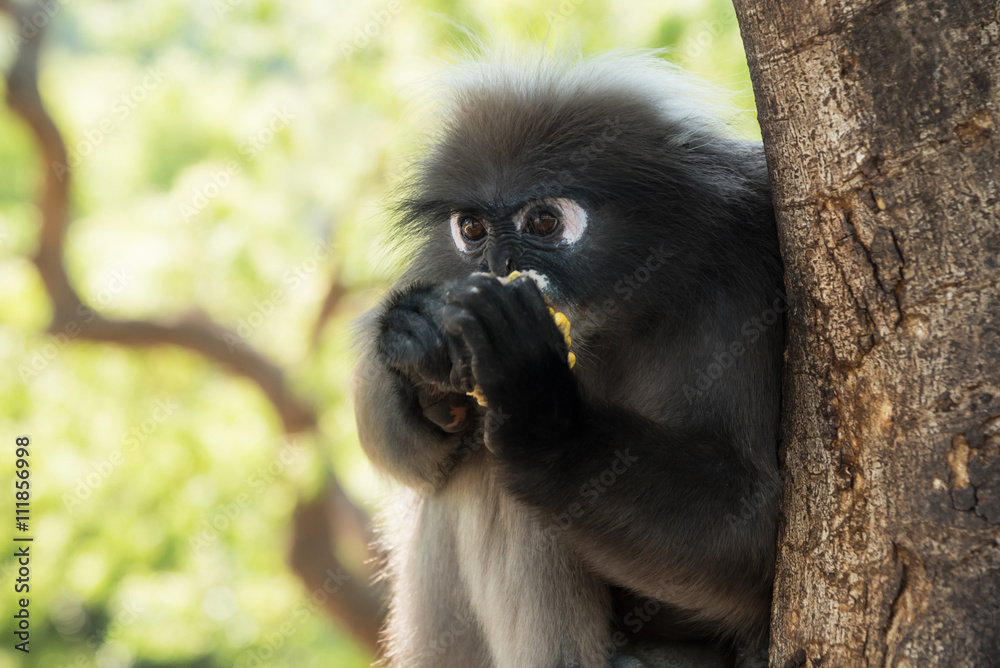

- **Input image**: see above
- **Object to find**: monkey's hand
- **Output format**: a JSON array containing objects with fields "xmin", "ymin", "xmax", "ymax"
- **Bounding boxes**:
[
  {"xmin": 441, "ymin": 274, "xmax": 581, "ymax": 449},
  {"xmin": 377, "ymin": 284, "xmax": 477, "ymax": 433}
]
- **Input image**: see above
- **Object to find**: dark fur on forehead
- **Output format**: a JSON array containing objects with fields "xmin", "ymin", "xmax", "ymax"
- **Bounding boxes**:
[{"xmin": 395, "ymin": 53, "xmax": 760, "ymax": 231}]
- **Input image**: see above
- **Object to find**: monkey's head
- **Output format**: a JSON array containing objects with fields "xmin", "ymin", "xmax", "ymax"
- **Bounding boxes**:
[{"xmin": 395, "ymin": 53, "xmax": 770, "ymax": 339}]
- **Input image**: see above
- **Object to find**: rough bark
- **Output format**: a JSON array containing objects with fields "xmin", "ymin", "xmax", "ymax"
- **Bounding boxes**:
[{"xmin": 733, "ymin": 1, "xmax": 1000, "ymax": 666}]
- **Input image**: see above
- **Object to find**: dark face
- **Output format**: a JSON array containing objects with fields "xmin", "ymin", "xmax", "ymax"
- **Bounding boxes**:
[
  {"xmin": 403, "ymin": 94, "xmax": 670, "ymax": 312},
  {"xmin": 397, "ymin": 67, "xmax": 757, "ymax": 337}
]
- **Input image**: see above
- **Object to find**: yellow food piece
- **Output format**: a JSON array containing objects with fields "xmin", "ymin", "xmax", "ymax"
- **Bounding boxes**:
[
  {"xmin": 467, "ymin": 272, "xmax": 576, "ymax": 407},
  {"xmin": 468, "ymin": 386, "xmax": 488, "ymax": 407},
  {"xmin": 553, "ymin": 312, "xmax": 571, "ymax": 345}
]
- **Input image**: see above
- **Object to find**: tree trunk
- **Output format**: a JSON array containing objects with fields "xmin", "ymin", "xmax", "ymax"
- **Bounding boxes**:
[{"xmin": 733, "ymin": 1, "xmax": 1000, "ymax": 666}]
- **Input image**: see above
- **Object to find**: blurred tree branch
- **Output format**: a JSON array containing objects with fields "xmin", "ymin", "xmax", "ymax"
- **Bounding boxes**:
[
  {"xmin": 1, "ymin": 0, "xmax": 384, "ymax": 655},
  {"xmin": 312, "ymin": 264, "xmax": 347, "ymax": 347}
]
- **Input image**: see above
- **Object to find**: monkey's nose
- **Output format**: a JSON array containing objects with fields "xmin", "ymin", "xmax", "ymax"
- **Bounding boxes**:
[{"xmin": 486, "ymin": 249, "xmax": 517, "ymax": 276}]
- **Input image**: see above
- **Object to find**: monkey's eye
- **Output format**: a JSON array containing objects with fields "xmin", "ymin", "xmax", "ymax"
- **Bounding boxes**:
[
  {"xmin": 515, "ymin": 198, "xmax": 586, "ymax": 245},
  {"xmin": 459, "ymin": 215, "xmax": 487, "ymax": 242},
  {"xmin": 528, "ymin": 211, "xmax": 560, "ymax": 236},
  {"xmin": 449, "ymin": 212, "xmax": 491, "ymax": 253}
]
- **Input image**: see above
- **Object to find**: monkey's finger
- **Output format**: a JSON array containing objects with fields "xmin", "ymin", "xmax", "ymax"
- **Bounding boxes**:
[
  {"xmin": 445, "ymin": 275, "xmax": 523, "ymax": 351},
  {"xmin": 508, "ymin": 276, "xmax": 560, "ymax": 333},
  {"xmin": 441, "ymin": 304, "xmax": 504, "ymax": 381},
  {"xmin": 444, "ymin": 272, "xmax": 503, "ymax": 301},
  {"xmin": 447, "ymin": 340, "xmax": 476, "ymax": 393},
  {"xmin": 445, "ymin": 274, "xmax": 518, "ymax": 325},
  {"xmin": 380, "ymin": 312, "xmax": 437, "ymax": 364},
  {"xmin": 440, "ymin": 303, "xmax": 488, "ymax": 352},
  {"xmin": 385, "ymin": 307, "xmax": 441, "ymax": 343},
  {"xmin": 379, "ymin": 332, "xmax": 425, "ymax": 370},
  {"xmin": 507, "ymin": 276, "xmax": 568, "ymax": 359}
]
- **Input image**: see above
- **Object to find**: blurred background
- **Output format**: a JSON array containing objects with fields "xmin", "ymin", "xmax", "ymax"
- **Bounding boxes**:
[{"xmin": 0, "ymin": 0, "xmax": 754, "ymax": 666}]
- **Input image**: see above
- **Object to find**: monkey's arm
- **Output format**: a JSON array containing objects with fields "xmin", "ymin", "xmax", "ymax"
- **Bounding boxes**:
[
  {"xmin": 442, "ymin": 274, "xmax": 778, "ymax": 640},
  {"xmin": 352, "ymin": 283, "xmax": 477, "ymax": 490},
  {"xmin": 507, "ymin": 405, "xmax": 778, "ymax": 641}
]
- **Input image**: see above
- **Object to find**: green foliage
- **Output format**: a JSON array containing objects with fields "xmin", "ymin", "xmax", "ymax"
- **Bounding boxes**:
[{"xmin": 0, "ymin": 1, "xmax": 753, "ymax": 666}]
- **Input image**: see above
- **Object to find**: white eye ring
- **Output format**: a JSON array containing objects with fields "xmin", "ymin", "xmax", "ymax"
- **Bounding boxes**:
[{"xmin": 516, "ymin": 198, "xmax": 587, "ymax": 245}]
